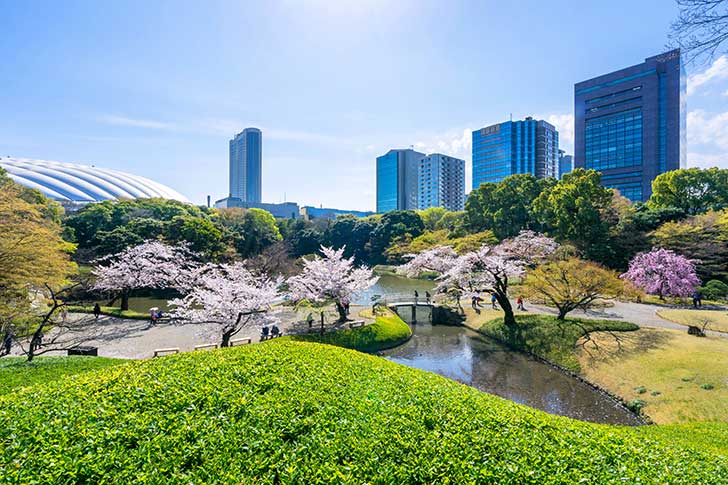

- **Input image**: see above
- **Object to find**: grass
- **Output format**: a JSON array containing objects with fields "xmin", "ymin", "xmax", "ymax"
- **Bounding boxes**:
[
  {"xmin": 67, "ymin": 304, "xmax": 150, "ymax": 320},
  {"xmin": 638, "ymin": 294, "xmax": 725, "ymax": 307},
  {"xmin": 577, "ymin": 327, "xmax": 728, "ymax": 424},
  {"xmin": 1, "ymin": 340, "xmax": 726, "ymax": 482},
  {"xmin": 656, "ymin": 308, "xmax": 728, "ymax": 333},
  {"xmin": 472, "ymin": 313, "xmax": 639, "ymax": 373},
  {"xmin": 292, "ymin": 311, "xmax": 411, "ymax": 353},
  {"xmin": 0, "ymin": 355, "xmax": 127, "ymax": 395}
]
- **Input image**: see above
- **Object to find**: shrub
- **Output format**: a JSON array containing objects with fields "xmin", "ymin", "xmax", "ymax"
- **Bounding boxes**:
[
  {"xmin": 702, "ymin": 383, "xmax": 715, "ymax": 390},
  {"xmin": 1, "ymin": 341, "xmax": 726, "ymax": 482},
  {"xmin": 635, "ymin": 386, "xmax": 647, "ymax": 394},
  {"xmin": 700, "ymin": 280, "xmax": 728, "ymax": 301},
  {"xmin": 627, "ymin": 399, "xmax": 646, "ymax": 413},
  {"xmin": 292, "ymin": 312, "xmax": 411, "ymax": 353}
]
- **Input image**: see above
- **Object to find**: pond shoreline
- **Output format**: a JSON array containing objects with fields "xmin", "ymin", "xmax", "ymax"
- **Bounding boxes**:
[{"xmin": 461, "ymin": 319, "xmax": 650, "ymax": 425}]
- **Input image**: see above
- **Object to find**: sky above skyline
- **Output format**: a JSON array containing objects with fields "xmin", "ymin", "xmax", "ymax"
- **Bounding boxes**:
[{"xmin": 2, "ymin": 0, "xmax": 728, "ymax": 210}]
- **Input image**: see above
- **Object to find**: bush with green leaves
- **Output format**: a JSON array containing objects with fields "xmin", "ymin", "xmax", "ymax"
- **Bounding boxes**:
[
  {"xmin": 1, "ymin": 341, "xmax": 727, "ymax": 483},
  {"xmin": 700, "ymin": 280, "xmax": 728, "ymax": 301}
]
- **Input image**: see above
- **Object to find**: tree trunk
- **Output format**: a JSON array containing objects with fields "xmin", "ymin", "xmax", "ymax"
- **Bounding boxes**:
[
  {"xmin": 335, "ymin": 302, "xmax": 349, "ymax": 322},
  {"xmin": 221, "ymin": 330, "xmax": 233, "ymax": 348},
  {"xmin": 557, "ymin": 307, "xmax": 568, "ymax": 320},
  {"xmin": 320, "ymin": 311, "xmax": 325, "ymax": 336},
  {"xmin": 497, "ymin": 293, "xmax": 516, "ymax": 328},
  {"xmin": 120, "ymin": 291, "xmax": 130, "ymax": 311}
]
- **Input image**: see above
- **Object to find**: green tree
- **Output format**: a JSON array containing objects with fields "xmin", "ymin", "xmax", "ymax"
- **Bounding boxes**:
[
  {"xmin": 533, "ymin": 169, "xmax": 613, "ymax": 262},
  {"xmin": 217, "ymin": 207, "xmax": 282, "ymax": 258},
  {"xmin": 651, "ymin": 210, "xmax": 728, "ymax": 282},
  {"xmin": 523, "ymin": 258, "xmax": 625, "ymax": 320},
  {"xmin": 465, "ymin": 174, "xmax": 554, "ymax": 238},
  {"xmin": 168, "ymin": 216, "xmax": 225, "ymax": 258},
  {"xmin": 418, "ymin": 207, "xmax": 448, "ymax": 231},
  {"xmin": 648, "ymin": 167, "xmax": 728, "ymax": 215},
  {"xmin": 368, "ymin": 211, "xmax": 424, "ymax": 264}
]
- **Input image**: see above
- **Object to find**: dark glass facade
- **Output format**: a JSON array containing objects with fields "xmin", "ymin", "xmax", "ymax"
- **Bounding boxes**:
[
  {"xmin": 574, "ymin": 50, "xmax": 686, "ymax": 202},
  {"xmin": 472, "ymin": 117, "xmax": 558, "ymax": 190},
  {"xmin": 376, "ymin": 149, "xmax": 424, "ymax": 213},
  {"xmin": 229, "ymin": 127, "xmax": 262, "ymax": 203}
]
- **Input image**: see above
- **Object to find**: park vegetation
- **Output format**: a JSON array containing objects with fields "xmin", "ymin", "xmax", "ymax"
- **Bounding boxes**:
[{"xmin": 1, "ymin": 340, "xmax": 727, "ymax": 482}]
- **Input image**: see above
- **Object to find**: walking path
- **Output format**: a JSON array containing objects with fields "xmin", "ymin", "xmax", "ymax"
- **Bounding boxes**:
[
  {"xmin": 530, "ymin": 300, "xmax": 728, "ymax": 338},
  {"xmin": 16, "ymin": 305, "xmax": 373, "ymax": 360}
]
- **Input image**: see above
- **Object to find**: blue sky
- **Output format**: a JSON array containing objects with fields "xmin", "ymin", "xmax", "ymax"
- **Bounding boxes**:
[{"xmin": 1, "ymin": 0, "xmax": 727, "ymax": 210}]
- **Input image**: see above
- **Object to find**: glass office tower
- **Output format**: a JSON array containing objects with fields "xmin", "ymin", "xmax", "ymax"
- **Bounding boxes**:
[
  {"xmin": 558, "ymin": 150, "xmax": 574, "ymax": 179},
  {"xmin": 229, "ymin": 127, "xmax": 262, "ymax": 203},
  {"xmin": 574, "ymin": 49, "xmax": 686, "ymax": 202},
  {"xmin": 376, "ymin": 148, "xmax": 425, "ymax": 213},
  {"xmin": 418, "ymin": 153, "xmax": 465, "ymax": 211},
  {"xmin": 471, "ymin": 117, "xmax": 559, "ymax": 190}
]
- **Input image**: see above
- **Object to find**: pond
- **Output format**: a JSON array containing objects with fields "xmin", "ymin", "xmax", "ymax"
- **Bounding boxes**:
[
  {"xmin": 379, "ymin": 320, "xmax": 642, "ymax": 426},
  {"xmin": 353, "ymin": 274, "xmax": 436, "ymax": 305}
]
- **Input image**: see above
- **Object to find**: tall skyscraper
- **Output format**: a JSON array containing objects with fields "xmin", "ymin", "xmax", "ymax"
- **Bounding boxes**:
[
  {"xmin": 471, "ymin": 117, "xmax": 559, "ymax": 190},
  {"xmin": 418, "ymin": 153, "xmax": 466, "ymax": 211},
  {"xmin": 574, "ymin": 49, "xmax": 686, "ymax": 202},
  {"xmin": 376, "ymin": 148, "xmax": 425, "ymax": 213},
  {"xmin": 558, "ymin": 149, "xmax": 574, "ymax": 179},
  {"xmin": 229, "ymin": 127, "xmax": 262, "ymax": 203}
]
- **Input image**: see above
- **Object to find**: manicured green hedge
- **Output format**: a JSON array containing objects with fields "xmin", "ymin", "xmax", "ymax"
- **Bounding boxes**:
[
  {"xmin": 67, "ymin": 305, "xmax": 149, "ymax": 320},
  {"xmin": 478, "ymin": 314, "xmax": 639, "ymax": 372},
  {"xmin": 292, "ymin": 313, "xmax": 411, "ymax": 353},
  {"xmin": 0, "ymin": 341, "xmax": 725, "ymax": 483},
  {"xmin": 0, "ymin": 356, "xmax": 127, "ymax": 395}
]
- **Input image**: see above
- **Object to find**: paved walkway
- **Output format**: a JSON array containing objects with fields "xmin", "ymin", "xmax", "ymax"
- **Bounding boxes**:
[
  {"xmin": 530, "ymin": 300, "xmax": 728, "ymax": 338},
  {"xmin": 14, "ymin": 306, "xmax": 373, "ymax": 360}
]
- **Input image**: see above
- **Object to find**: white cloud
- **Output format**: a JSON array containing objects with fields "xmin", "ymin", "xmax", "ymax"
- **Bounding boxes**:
[
  {"xmin": 687, "ymin": 151, "xmax": 728, "ymax": 169},
  {"xmin": 687, "ymin": 55, "xmax": 728, "ymax": 95},
  {"xmin": 541, "ymin": 113, "xmax": 574, "ymax": 154},
  {"xmin": 687, "ymin": 109, "xmax": 728, "ymax": 149},
  {"xmin": 97, "ymin": 115, "xmax": 176, "ymax": 130}
]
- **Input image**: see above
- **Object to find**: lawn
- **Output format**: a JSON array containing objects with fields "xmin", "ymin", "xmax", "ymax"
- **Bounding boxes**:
[
  {"xmin": 67, "ymin": 304, "xmax": 149, "ymax": 320},
  {"xmin": 656, "ymin": 308, "xmax": 728, "ymax": 333},
  {"xmin": 292, "ymin": 311, "xmax": 411, "ymax": 353},
  {"xmin": 0, "ymin": 355, "xmax": 127, "ymax": 395},
  {"xmin": 472, "ymin": 312, "xmax": 639, "ymax": 373},
  {"xmin": 577, "ymin": 327, "xmax": 728, "ymax": 424},
  {"xmin": 1, "ymin": 340, "xmax": 726, "ymax": 482}
]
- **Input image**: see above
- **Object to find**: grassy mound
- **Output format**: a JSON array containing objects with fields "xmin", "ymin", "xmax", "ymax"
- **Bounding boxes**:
[
  {"xmin": 477, "ymin": 314, "xmax": 639, "ymax": 372},
  {"xmin": 1, "ymin": 340, "xmax": 726, "ymax": 483},
  {"xmin": 292, "ymin": 312, "xmax": 411, "ymax": 353},
  {"xmin": 0, "ymin": 356, "xmax": 126, "ymax": 395}
]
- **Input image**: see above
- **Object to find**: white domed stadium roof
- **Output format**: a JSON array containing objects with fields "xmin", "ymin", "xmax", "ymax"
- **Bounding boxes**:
[{"xmin": 0, "ymin": 157, "xmax": 190, "ymax": 204}]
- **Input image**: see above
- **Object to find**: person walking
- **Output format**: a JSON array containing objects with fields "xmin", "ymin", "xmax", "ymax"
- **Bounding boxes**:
[
  {"xmin": 93, "ymin": 303, "xmax": 101, "ymax": 320},
  {"xmin": 414, "ymin": 290, "xmax": 419, "ymax": 305},
  {"xmin": 2, "ymin": 326, "xmax": 13, "ymax": 356},
  {"xmin": 425, "ymin": 291, "xmax": 431, "ymax": 304},
  {"xmin": 491, "ymin": 294, "xmax": 498, "ymax": 310},
  {"xmin": 517, "ymin": 296, "xmax": 525, "ymax": 311}
]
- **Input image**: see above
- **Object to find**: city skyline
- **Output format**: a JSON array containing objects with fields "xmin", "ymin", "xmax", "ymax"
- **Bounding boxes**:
[{"xmin": 2, "ymin": 1, "xmax": 728, "ymax": 211}]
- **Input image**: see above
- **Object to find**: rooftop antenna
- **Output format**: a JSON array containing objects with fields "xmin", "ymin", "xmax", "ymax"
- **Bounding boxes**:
[{"xmin": 510, "ymin": 113, "xmax": 513, "ymax": 122}]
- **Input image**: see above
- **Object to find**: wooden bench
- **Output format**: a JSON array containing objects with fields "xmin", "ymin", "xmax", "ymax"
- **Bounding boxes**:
[
  {"xmin": 349, "ymin": 320, "xmax": 365, "ymax": 329},
  {"xmin": 193, "ymin": 343, "xmax": 218, "ymax": 351},
  {"xmin": 230, "ymin": 337, "xmax": 252, "ymax": 346},
  {"xmin": 153, "ymin": 347, "xmax": 180, "ymax": 357}
]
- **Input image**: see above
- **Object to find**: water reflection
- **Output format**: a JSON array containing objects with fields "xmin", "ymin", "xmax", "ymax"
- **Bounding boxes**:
[{"xmin": 380, "ymin": 322, "xmax": 642, "ymax": 426}]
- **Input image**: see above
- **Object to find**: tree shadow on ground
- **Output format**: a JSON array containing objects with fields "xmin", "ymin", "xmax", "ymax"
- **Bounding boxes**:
[{"xmin": 578, "ymin": 328, "xmax": 673, "ymax": 365}]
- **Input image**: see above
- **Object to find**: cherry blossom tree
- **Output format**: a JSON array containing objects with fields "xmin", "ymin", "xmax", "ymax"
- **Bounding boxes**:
[
  {"xmin": 168, "ymin": 263, "xmax": 282, "ymax": 347},
  {"xmin": 399, "ymin": 231, "xmax": 558, "ymax": 329},
  {"xmin": 621, "ymin": 248, "xmax": 701, "ymax": 300},
  {"xmin": 92, "ymin": 240, "xmax": 199, "ymax": 310},
  {"xmin": 288, "ymin": 246, "xmax": 378, "ymax": 329}
]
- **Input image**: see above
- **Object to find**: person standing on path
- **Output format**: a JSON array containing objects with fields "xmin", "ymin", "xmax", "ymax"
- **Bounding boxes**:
[
  {"xmin": 414, "ymin": 290, "xmax": 419, "ymax": 305},
  {"xmin": 93, "ymin": 303, "xmax": 101, "ymax": 320},
  {"xmin": 517, "ymin": 296, "xmax": 525, "ymax": 311},
  {"xmin": 425, "ymin": 291, "xmax": 431, "ymax": 305},
  {"xmin": 491, "ymin": 294, "xmax": 498, "ymax": 310}
]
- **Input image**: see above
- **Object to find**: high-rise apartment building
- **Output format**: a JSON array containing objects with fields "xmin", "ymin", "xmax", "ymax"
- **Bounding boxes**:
[
  {"xmin": 574, "ymin": 49, "xmax": 686, "ymax": 202},
  {"xmin": 418, "ymin": 153, "xmax": 465, "ymax": 211},
  {"xmin": 376, "ymin": 148, "xmax": 425, "ymax": 213},
  {"xmin": 558, "ymin": 149, "xmax": 574, "ymax": 179},
  {"xmin": 471, "ymin": 117, "xmax": 559, "ymax": 189},
  {"xmin": 229, "ymin": 127, "xmax": 262, "ymax": 203}
]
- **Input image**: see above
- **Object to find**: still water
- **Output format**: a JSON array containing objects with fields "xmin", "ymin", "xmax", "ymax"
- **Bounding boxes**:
[{"xmin": 380, "ymin": 320, "xmax": 642, "ymax": 426}]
